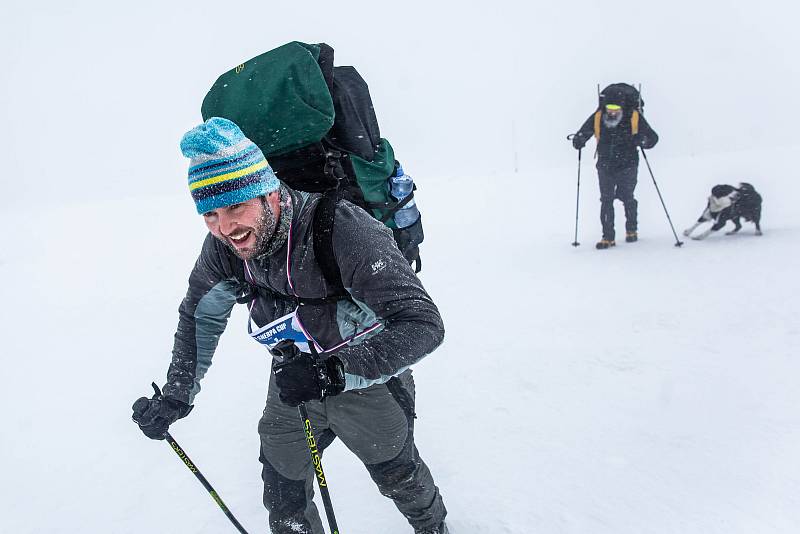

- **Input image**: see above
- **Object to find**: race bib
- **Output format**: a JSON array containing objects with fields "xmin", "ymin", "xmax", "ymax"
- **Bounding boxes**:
[{"xmin": 249, "ymin": 310, "xmax": 312, "ymax": 354}]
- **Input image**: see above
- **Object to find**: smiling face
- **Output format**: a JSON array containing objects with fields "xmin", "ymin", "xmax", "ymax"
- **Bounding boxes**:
[{"xmin": 202, "ymin": 191, "xmax": 281, "ymax": 260}]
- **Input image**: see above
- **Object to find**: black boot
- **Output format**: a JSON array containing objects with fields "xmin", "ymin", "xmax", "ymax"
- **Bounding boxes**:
[
  {"xmin": 625, "ymin": 231, "xmax": 638, "ymax": 243},
  {"xmin": 415, "ymin": 521, "xmax": 449, "ymax": 533},
  {"xmin": 595, "ymin": 239, "xmax": 616, "ymax": 250}
]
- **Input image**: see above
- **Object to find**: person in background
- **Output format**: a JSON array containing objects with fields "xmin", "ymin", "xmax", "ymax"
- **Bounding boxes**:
[{"xmin": 571, "ymin": 86, "xmax": 659, "ymax": 249}]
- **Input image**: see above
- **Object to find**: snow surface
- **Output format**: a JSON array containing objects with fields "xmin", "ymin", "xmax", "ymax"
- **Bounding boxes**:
[{"xmin": 2, "ymin": 1, "xmax": 799, "ymax": 533}]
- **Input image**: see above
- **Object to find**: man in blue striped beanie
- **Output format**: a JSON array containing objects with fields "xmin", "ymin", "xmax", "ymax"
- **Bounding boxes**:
[
  {"xmin": 180, "ymin": 117, "xmax": 290, "ymax": 260},
  {"xmin": 133, "ymin": 116, "xmax": 448, "ymax": 533}
]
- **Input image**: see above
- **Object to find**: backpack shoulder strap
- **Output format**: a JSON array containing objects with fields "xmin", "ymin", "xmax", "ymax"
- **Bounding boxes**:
[
  {"xmin": 631, "ymin": 110, "xmax": 640, "ymax": 135},
  {"xmin": 312, "ymin": 190, "xmax": 348, "ymax": 296},
  {"xmin": 593, "ymin": 110, "xmax": 602, "ymax": 139}
]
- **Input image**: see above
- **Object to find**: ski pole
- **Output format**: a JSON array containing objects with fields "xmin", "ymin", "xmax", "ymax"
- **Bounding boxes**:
[
  {"xmin": 574, "ymin": 148, "xmax": 582, "ymax": 247},
  {"xmin": 566, "ymin": 135, "xmax": 582, "ymax": 246},
  {"xmin": 640, "ymin": 149, "xmax": 684, "ymax": 247},
  {"xmin": 272, "ymin": 341, "xmax": 340, "ymax": 533},
  {"xmin": 164, "ymin": 432, "xmax": 250, "ymax": 533},
  {"xmin": 298, "ymin": 403, "xmax": 340, "ymax": 534},
  {"xmin": 142, "ymin": 382, "xmax": 250, "ymax": 534}
]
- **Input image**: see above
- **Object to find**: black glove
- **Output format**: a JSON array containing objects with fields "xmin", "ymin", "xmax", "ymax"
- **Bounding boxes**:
[
  {"xmin": 572, "ymin": 134, "xmax": 586, "ymax": 150},
  {"xmin": 633, "ymin": 134, "xmax": 649, "ymax": 148},
  {"xmin": 132, "ymin": 383, "xmax": 193, "ymax": 440},
  {"xmin": 271, "ymin": 340, "xmax": 345, "ymax": 407}
]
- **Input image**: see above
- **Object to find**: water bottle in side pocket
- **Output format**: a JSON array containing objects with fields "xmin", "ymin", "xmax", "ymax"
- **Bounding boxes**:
[{"xmin": 388, "ymin": 163, "xmax": 420, "ymax": 228}]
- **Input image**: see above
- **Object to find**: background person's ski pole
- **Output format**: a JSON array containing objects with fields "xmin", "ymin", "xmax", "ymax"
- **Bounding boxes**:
[
  {"xmin": 566, "ymin": 134, "xmax": 582, "ymax": 247},
  {"xmin": 298, "ymin": 403, "xmax": 340, "ymax": 534},
  {"xmin": 164, "ymin": 431, "xmax": 250, "ymax": 534},
  {"xmin": 640, "ymin": 149, "xmax": 684, "ymax": 247}
]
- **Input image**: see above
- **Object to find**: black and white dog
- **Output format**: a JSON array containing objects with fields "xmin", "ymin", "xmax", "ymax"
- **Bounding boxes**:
[{"xmin": 683, "ymin": 183, "xmax": 763, "ymax": 240}]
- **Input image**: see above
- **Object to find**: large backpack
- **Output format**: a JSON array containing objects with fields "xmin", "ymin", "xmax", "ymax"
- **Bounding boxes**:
[
  {"xmin": 200, "ymin": 42, "xmax": 424, "ymax": 284},
  {"xmin": 593, "ymin": 83, "xmax": 643, "ymax": 140}
]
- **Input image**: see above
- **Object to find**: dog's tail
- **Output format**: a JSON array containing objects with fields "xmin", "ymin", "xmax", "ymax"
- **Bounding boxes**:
[
  {"xmin": 736, "ymin": 182, "xmax": 762, "ymax": 209},
  {"xmin": 738, "ymin": 182, "xmax": 756, "ymax": 192}
]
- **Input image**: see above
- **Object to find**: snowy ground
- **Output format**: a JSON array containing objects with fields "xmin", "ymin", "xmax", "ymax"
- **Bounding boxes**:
[
  {"xmin": 1, "ymin": 144, "xmax": 798, "ymax": 533},
  {"xmin": 3, "ymin": 1, "xmax": 800, "ymax": 530}
]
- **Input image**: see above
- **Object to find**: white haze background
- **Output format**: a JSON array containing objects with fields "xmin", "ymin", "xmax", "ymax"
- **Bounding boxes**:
[{"xmin": 1, "ymin": 1, "xmax": 799, "ymax": 533}]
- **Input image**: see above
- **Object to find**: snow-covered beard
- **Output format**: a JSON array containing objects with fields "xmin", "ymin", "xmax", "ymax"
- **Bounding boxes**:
[
  {"xmin": 218, "ymin": 198, "xmax": 278, "ymax": 260},
  {"xmin": 252, "ymin": 199, "xmax": 279, "ymax": 257},
  {"xmin": 603, "ymin": 112, "xmax": 623, "ymax": 128},
  {"xmin": 212, "ymin": 186, "xmax": 292, "ymax": 260},
  {"xmin": 256, "ymin": 185, "xmax": 293, "ymax": 259}
]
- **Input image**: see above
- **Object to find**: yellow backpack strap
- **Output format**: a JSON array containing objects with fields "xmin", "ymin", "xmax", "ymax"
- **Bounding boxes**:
[
  {"xmin": 593, "ymin": 110, "xmax": 602, "ymax": 139},
  {"xmin": 631, "ymin": 110, "xmax": 640, "ymax": 135}
]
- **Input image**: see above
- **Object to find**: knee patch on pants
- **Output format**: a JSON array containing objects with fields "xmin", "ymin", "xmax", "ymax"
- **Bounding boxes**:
[
  {"xmin": 259, "ymin": 447, "xmax": 308, "ymax": 517},
  {"xmin": 365, "ymin": 430, "xmax": 418, "ymax": 499}
]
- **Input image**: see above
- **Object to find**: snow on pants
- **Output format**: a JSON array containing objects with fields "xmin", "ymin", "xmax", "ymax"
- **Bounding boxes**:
[
  {"xmin": 598, "ymin": 165, "xmax": 638, "ymax": 240},
  {"xmin": 258, "ymin": 369, "xmax": 446, "ymax": 534}
]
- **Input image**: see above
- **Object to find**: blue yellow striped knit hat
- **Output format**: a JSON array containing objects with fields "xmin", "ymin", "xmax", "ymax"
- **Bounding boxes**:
[{"xmin": 180, "ymin": 117, "xmax": 279, "ymax": 214}]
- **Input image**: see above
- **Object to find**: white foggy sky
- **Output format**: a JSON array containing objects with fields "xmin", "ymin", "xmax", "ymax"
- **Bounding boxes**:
[{"xmin": 1, "ymin": 0, "xmax": 798, "ymax": 204}]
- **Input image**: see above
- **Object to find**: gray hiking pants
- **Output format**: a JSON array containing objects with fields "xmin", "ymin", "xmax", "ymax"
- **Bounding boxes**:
[{"xmin": 258, "ymin": 370, "xmax": 446, "ymax": 533}]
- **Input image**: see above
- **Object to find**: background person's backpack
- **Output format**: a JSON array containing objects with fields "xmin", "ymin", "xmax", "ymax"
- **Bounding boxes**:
[
  {"xmin": 593, "ymin": 83, "xmax": 643, "ymax": 140},
  {"xmin": 200, "ymin": 42, "xmax": 424, "ymax": 281},
  {"xmin": 599, "ymin": 83, "xmax": 643, "ymax": 112}
]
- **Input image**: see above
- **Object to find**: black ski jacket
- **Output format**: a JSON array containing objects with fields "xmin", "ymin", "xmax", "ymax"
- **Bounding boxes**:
[
  {"xmin": 573, "ymin": 111, "xmax": 658, "ymax": 170},
  {"xmin": 162, "ymin": 187, "xmax": 445, "ymax": 404}
]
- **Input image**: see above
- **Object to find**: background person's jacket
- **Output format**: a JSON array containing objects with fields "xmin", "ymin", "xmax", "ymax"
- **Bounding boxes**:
[{"xmin": 573, "ymin": 110, "xmax": 658, "ymax": 170}]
